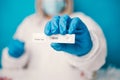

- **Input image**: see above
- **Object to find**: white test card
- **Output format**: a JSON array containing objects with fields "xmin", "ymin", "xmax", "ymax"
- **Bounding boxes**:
[{"xmin": 32, "ymin": 33, "xmax": 75, "ymax": 44}]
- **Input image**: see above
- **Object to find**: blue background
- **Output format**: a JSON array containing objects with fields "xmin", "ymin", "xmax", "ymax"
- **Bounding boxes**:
[{"xmin": 0, "ymin": 0, "xmax": 120, "ymax": 68}]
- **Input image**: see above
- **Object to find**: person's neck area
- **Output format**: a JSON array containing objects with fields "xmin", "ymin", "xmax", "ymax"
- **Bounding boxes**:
[{"xmin": 44, "ymin": 14, "xmax": 53, "ymax": 20}]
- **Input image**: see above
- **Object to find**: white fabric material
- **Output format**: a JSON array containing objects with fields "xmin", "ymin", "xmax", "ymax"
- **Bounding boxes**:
[
  {"xmin": 1, "ymin": 67, "xmax": 120, "ymax": 80},
  {"xmin": 96, "ymin": 67, "xmax": 120, "ymax": 80},
  {"xmin": 1, "ymin": 12, "xmax": 107, "ymax": 80},
  {"xmin": 2, "ymin": 48, "xmax": 29, "ymax": 69}
]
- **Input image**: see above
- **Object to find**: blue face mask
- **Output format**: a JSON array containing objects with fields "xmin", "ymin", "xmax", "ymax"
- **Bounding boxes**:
[{"xmin": 42, "ymin": 0, "xmax": 66, "ymax": 16}]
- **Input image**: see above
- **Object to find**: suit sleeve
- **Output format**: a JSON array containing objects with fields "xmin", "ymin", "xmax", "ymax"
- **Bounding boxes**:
[
  {"xmin": 1, "ymin": 15, "xmax": 34, "ymax": 69},
  {"xmin": 64, "ymin": 12, "xmax": 107, "ymax": 72}
]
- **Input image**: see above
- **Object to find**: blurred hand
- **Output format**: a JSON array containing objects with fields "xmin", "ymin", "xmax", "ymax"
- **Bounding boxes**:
[
  {"xmin": 44, "ymin": 15, "xmax": 93, "ymax": 56},
  {"xmin": 8, "ymin": 39, "xmax": 25, "ymax": 58}
]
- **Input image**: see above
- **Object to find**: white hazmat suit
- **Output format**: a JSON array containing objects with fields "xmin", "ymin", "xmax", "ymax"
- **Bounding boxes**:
[{"xmin": 1, "ymin": 0, "xmax": 107, "ymax": 80}]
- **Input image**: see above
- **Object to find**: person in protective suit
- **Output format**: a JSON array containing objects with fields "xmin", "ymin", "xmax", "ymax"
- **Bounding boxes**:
[{"xmin": 1, "ymin": 0, "xmax": 107, "ymax": 80}]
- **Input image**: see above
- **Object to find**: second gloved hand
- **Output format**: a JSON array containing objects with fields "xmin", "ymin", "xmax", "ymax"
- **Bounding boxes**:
[
  {"xmin": 8, "ymin": 39, "xmax": 25, "ymax": 58},
  {"xmin": 44, "ymin": 15, "xmax": 93, "ymax": 56}
]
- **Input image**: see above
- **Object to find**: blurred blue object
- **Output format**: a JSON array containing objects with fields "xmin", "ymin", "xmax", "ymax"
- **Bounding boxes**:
[
  {"xmin": 44, "ymin": 15, "xmax": 93, "ymax": 56},
  {"xmin": 0, "ymin": 0, "xmax": 120, "ymax": 68},
  {"xmin": 0, "ymin": 0, "xmax": 35, "ymax": 68},
  {"xmin": 73, "ymin": 0, "xmax": 120, "ymax": 68},
  {"xmin": 8, "ymin": 39, "xmax": 25, "ymax": 58}
]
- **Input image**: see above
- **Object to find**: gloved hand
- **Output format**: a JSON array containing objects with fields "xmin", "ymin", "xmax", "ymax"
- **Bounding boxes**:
[
  {"xmin": 44, "ymin": 15, "xmax": 93, "ymax": 56},
  {"xmin": 8, "ymin": 39, "xmax": 25, "ymax": 58}
]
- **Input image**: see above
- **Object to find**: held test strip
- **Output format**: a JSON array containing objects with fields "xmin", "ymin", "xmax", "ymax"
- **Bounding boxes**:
[{"xmin": 32, "ymin": 33, "xmax": 75, "ymax": 44}]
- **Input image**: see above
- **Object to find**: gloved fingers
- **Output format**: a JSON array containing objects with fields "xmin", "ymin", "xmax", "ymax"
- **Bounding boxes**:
[
  {"xmin": 68, "ymin": 17, "xmax": 87, "ymax": 34},
  {"xmin": 44, "ymin": 21, "xmax": 52, "ymax": 36},
  {"xmin": 59, "ymin": 14, "xmax": 71, "ymax": 35},
  {"xmin": 50, "ymin": 16, "xmax": 60, "ymax": 34},
  {"xmin": 68, "ymin": 17, "xmax": 81, "ymax": 34}
]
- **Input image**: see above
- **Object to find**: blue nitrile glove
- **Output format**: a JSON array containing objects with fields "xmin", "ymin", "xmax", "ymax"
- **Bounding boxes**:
[
  {"xmin": 44, "ymin": 15, "xmax": 93, "ymax": 56},
  {"xmin": 8, "ymin": 39, "xmax": 25, "ymax": 58}
]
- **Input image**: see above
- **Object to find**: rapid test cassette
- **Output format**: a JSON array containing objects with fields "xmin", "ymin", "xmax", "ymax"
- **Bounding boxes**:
[{"xmin": 32, "ymin": 33, "xmax": 75, "ymax": 44}]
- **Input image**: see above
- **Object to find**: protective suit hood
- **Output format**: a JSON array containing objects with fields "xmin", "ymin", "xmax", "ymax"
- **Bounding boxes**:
[{"xmin": 35, "ymin": 0, "xmax": 73, "ymax": 18}]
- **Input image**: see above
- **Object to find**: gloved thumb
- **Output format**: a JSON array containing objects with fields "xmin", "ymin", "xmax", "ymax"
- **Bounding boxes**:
[{"xmin": 51, "ymin": 43, "xmax": 63, "ymax": 51}]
